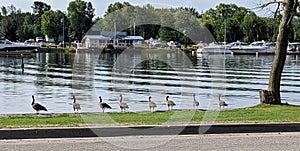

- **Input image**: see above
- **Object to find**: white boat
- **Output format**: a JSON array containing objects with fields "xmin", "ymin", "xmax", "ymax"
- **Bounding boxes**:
[
  {"xmin": 167, "ymin": 41, "xmax": 181, "ymax": 48},
  {"xmin": 0, "ymin": 38, "xmax": 39, "ymax": 54},
  {"xmin": 287, "ymin": 42, "xmax": 300, "ymax": 51},
  {"xmin": 199, "ymin": 42, "xmax": 232, "ymax": 55},
  {"xmin": 229, "ymin": 41, "xmax": 275, "ymax": 54}
]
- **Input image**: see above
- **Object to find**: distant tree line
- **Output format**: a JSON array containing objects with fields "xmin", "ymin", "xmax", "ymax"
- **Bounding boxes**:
[
  {"xmin": 0, "ymin": 1, "xmax": 300, "ymax": 44},
  {"xmin": 0, "ymin": 0, "xmax": 95, "ymax": 42},
  {"xmin": 99, "ymin": 2, "xmax": 300, "ymax": 45}
]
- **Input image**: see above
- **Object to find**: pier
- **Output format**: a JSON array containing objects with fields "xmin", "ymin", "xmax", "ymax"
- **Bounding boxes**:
[{"xmin": 230, "ymin": 51, "xmax": 300, "ymax": 56}]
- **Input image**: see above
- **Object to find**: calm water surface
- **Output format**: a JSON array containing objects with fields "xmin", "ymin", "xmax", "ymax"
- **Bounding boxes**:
[{"xmin": 1, "ymin": 49, "xmax": 300, "ymax": 114}]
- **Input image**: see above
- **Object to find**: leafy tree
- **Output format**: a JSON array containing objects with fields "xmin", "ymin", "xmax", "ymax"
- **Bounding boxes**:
[
  {"xmin": 41, "ymin": 10, "xmax": 66, "ymax": 42},
  {"xmin": 21, "ymin": 15, "xmax": 35, "ymax": 40},
  {"xmin": 0, "ymin": 5, "xmax": 23, "ymax": 41},
  {"xmin": 17, "ymin": 12, "xmax": 35, "ymax": 41},
  {"xmin": 291, "ymin": 17, "xmax": 300, "ymax": 41},
  {"xmin": 31, "ymin": 1, "xmax": 51, "ymax": 15},
  {"xmin": 158, "ymin": 10, "xmax": 178, "ymax": 42},
  {"xmin": 134, "ymin": 4, "xmax": 161, "ymax": 39},
  {"xmin": 0, "ymin": 16, "xmax": 18, "ymax": 40},
  {"xmin": 174, "ymin": 9, "xmax": 203, "ymax": 44},
  {"xmin": 178, "ymin": 7, "xmax": 202, "ymax": 18},
  {"xmin": 67, "ymin": 0, "xmax": 95, "ymax": 41},
  {"xmin": 101, "ymin": 3, "xmax": 161, "ymax": 39},
  {"xmin": 200, "ymin": 3, "xmax": 250, "ymax": 43},
  {"xmin": 1, "ymin": 6, "xmax": 7, "ymax": 16},
  {"xmin": 31, "ymin": 1, "xmax": 51, "ymax": 37},
  {"xmin": 242, "ymin": 12, "xmax": 259, "ymax": 42},
  {"xmin": 262, "ymin": 16, "xmax": 281, "ymax": 42},
  {"xmin": 105, "ymin": 2, "xmax": 131, "ymax": 16}
]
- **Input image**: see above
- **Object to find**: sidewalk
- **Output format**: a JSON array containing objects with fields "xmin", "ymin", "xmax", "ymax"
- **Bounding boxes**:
[{"xmin": 1, "ymin": 122, "xmax": 300, "ymax": 139}]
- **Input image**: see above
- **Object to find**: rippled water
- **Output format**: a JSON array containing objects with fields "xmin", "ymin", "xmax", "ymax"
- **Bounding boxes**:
[{"xmin": 1, "ymin": 49, "xmax": 300, "ymax": 114}]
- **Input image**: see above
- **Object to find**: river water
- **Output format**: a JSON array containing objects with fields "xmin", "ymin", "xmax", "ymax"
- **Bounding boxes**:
[{"xmin": 1, "ymin": 49, "xmax": 300, "ymax": 114}]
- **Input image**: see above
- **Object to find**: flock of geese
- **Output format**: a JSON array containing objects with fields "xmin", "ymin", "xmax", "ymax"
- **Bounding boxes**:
[{"xmin": 31, "ymin": 94, "xmax": 228, "ymax": 114}]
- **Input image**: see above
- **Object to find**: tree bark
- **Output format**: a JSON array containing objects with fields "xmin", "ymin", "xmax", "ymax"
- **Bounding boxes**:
[
  {"xmin": 264, "ymin": 0, "xmax": 299, "ymax": 104},
  {"xmin": 259, "ymin": 90, "xmax": 274, "ymax": 104}
]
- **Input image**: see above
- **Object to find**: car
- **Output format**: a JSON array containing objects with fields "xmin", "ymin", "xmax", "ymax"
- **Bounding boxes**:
[
  {"xmin": 24, "ymin": 39, "xmax": 35, "ymax": 45},
  {"xmin": 36, "ymin": 37, "xmax": 43, "ymax": 42},
  {"xmin": 39, "ymin": 41, "xmax": 46, "ymax": 47},
  {"xmin": 49, "ymin": 42, "xmax": 57, "ymax": 48},
  {"xmin": 58, "ymin": 42, "xmax": 67, "ymax": 47},
  {"xmin": 71, "ymin": 40, "xmax": 79, "ymax": 47}
]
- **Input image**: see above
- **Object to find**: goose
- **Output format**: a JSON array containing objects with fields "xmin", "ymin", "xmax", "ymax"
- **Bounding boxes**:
[
  {"xmin": 166, "ymin": 96, "xmax": 176, "ymax": 110},
  {"xmin": 218, "ymin": 94, "xmax": 228, "ymax": 109},
  {"xmin": 192, "ymin": 94, "xmax": 199, "ymax": 109},
  {"xmin": 119, "ymin": 94, "xmax": 129, "ymax": 112},
  {"xmin": 31, "ymin": 95, "xmax": 47, "ymax": 114},
  {"xmin": 148, "ymin": 96, "xmax": 157, "ymax": 112},
  {"xmin": 72, "ymin": 95, "xmax": 81, "ymax": 113},
  {"xmin": 98, "ymin": 96, "xmax": 112, "ymax": 113}
]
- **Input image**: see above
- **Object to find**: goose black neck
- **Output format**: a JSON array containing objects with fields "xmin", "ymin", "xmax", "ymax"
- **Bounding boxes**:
[{"xmin": 31, "ymin": 95, "xmax": 35, "ymax": 105}]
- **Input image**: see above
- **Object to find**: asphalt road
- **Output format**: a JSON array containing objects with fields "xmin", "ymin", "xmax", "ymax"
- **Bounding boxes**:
[
  {"xmin": 1, "ymin": 132, "xmax": 300, "ymax": 151},
  {"xmin": 3, "ymin": 123, "xmax": 300, "ymax": 139}
]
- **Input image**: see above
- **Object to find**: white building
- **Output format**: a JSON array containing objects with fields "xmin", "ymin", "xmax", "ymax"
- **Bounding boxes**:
[
  {"xmin": 81, "ymin": 35, "xmax": 111, "ymax": 48},
  {"xmin": 81, "ymin": 33, "xmax": 144, "ymax": 49}
]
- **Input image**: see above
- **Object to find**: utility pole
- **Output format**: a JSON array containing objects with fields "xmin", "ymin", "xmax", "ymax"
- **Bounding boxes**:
[
  {"xmin": 61, "ymin": 15, "xmax": 65, "ymax": 47},
  {"xmin": 224, "ymin": 18, "xmax": 226, "ymax": 44}
]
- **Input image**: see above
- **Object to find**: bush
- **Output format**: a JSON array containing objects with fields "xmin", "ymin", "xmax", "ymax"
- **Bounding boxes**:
[{"xmin": 106, "ymin": 44, "xmax": 114, "ymax": 49}]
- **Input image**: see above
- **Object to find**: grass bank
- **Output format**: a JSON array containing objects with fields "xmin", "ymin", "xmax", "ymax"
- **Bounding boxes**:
[{"xmin": 0, "ymin": 104, "xmax": 300, "ymax": 128}]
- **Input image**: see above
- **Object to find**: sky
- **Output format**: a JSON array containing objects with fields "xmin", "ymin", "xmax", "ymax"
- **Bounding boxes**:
[{"xmin": 1, "ymin": 0, "xmax": 275, "ymax": 18}]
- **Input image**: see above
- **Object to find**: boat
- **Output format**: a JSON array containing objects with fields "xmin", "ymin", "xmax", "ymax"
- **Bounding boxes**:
[
  {"xmin": 226, "ymin": 41, "xmax": 248, "ymax": 48},
  {"xmin": 0, "ymin": 38, "xmax": 39, "ymax": 55},
  {"xmin": 287, "ymin": 42, "xmax": 300, "ymax": 51},
  {"xmin": 167, "ymin": 41, "xmax": 181, "ymax": 49},
  {"xmin": 229, "ymin": 41, "xmax": 275, "ymax": 55},
  {"xmin": 198, "ymin": 42, "xmax": 232, "ymax": 55}
]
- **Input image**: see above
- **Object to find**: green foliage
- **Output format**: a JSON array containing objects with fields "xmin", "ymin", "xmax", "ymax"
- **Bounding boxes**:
[
  {"xmin": 100, "ymin": 3, "xmax": 205, "ymax": 44},
  {"xmin": 105, "ymin": 2, "xmax": 132, "ymax": 16},
  {"xmin": 0, "ymin": 1, "xmax": 299, "ymax": 44},
  {"xmin": 242, "ymin": 12, "xmax": 270, "ymax": 42},
  {"xmin": 0, "ymin": 5, "xmax": 24, "ymax": 41},
  {"xmin": 201, "ymin": 3, "xmax": 251, "ymax": 42},
  {"xmin": 41, "ymin": 10, "xmax": 65, "ymax": 42},
  {"xmin": 67, "ymin": 0, "xmax": 95, "ymax": 41},
  {"xmin": 31, "ymin": 1, "xmax": 51, "ymax": 15},
  {"xmin": 20, "ymin": 13, "xmax": 35, "ymax": 40},
  {"xmin": 159, "ymin": 27, "xmax": 178, "ymax": 42},
  {"xmin": 31, "ymin": 1, "xmax": 51, "ymax": 37}
]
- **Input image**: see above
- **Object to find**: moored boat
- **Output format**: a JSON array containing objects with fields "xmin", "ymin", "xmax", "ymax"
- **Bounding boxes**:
[
  {"xmin": 288, "ymin": 42, "xmax": 300, "ymax": 51},
  {"xmin": 0, "ymin": 38, "xmax": 39, "ymax": 54},
  {"xmin": 229, "ymin": 41, "xmax": 275, "ymax": 55},
  {"xmin": 200, "ymin": 42, "xmax": 231, "ymax": 54}
]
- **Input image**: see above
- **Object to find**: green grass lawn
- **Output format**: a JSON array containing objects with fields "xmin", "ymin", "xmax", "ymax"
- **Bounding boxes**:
[{"xmin": 0, "ymin": 104, "xmax": 300, "ymax": 128}]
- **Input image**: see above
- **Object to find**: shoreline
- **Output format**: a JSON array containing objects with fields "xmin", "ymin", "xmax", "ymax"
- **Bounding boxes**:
[{"xmin": 0, "ymin": 109, "xmax": 208, "ymax": 118}]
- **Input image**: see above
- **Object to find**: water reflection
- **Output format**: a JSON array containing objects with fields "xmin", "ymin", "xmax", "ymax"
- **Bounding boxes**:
[{"xmin": 0, "ymin": 50, "xmax": 300, "ymax": 114}]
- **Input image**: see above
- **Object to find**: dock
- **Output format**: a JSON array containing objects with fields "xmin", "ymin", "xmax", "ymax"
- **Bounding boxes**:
[
  {"xmin": 230, "ymin": 51, "xmax": 300, "ymax": 56},
  {"xmin": 0, "ymin": 45, "xmax": 40, "ymax": 55},
  {"xmin": 0, "ymin": 51, "xmax": 34, "ymax": 56}
]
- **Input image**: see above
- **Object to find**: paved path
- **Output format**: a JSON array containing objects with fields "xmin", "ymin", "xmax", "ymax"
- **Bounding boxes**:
[{"xmin": 1, "ymin": 132, "xmax": 300, "ymax": 151}]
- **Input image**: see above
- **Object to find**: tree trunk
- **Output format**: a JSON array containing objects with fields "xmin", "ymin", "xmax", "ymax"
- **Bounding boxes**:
[
  {"xmin": 259, "ymin": 90, "xmax": 274, "ymax": 104},
  {"xmin": 262, "ymin": 0, "xmax": 298, "ymax": 104}
]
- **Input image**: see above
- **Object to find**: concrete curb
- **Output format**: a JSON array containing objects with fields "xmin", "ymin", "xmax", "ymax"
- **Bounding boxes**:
[{"xmin": 1, "ymin": 123, "xmax": 300, "ymax": 139}]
